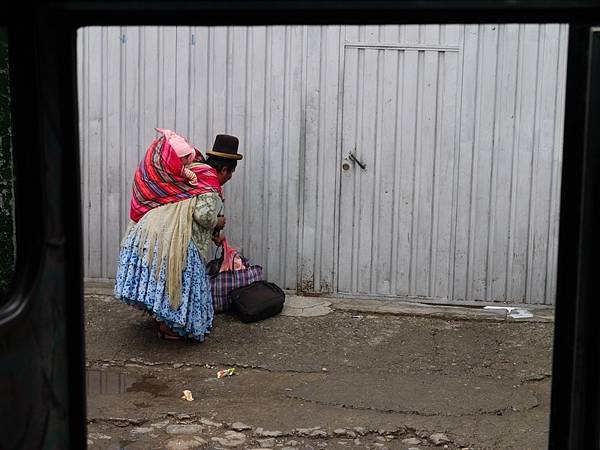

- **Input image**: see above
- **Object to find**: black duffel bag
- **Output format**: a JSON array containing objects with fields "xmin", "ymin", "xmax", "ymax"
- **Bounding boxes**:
[{"xmin": 228, "ymin": 281, "xmax": 285, "ymax": 323}]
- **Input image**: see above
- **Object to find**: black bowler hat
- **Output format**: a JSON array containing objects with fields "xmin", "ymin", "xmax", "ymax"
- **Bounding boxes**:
[{"xmin": 206, "ymin": 134, "xmax": 243, "ymax": 160}]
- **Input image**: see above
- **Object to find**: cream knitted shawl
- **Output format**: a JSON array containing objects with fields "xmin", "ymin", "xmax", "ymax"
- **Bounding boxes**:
[{"xmin": 123, "ymin": 196, "xmax": 197, "ymax": 309}]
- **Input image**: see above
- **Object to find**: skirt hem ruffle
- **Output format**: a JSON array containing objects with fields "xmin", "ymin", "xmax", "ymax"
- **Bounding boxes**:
[{"xmin": 116, "ymin": 295, "xmax": 212, "ymax": 341}]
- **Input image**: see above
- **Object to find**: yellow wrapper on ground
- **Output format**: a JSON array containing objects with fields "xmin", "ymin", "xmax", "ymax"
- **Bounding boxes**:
[
  {"xmin": 216, "ymin": 368, "xmax": 236, "ymax": 378},
  {"xmin": 181, "ymin": 390, "xmax": 194, "ymax": 401}
]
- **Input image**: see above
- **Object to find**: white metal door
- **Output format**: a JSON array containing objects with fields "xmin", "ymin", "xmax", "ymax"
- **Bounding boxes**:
[{"xmin": 337, "ymin": 45, "xmax": 459, "ymax": 300}]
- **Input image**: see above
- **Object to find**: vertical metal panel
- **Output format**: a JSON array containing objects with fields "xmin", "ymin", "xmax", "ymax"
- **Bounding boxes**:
[
  {"xmin": 77, "ymin": 26, "xmax": 304, "ymax": 290},
  {"xmin": 78, "ymin": 24, "xmax": 567, "ymax": 304},
  {"xmin": 547, "ymin": 24, "xmax": 569, "ymax": 305}
]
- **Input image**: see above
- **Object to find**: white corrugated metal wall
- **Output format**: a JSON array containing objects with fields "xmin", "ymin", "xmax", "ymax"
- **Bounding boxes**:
[{"xmin": 77, "ymin": 24, "xmax": 567, "ymax": 305}]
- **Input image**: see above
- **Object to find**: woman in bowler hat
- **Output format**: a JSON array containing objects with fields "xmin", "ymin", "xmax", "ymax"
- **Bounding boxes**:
[{"xmin": 114, "ymin": 131, "xmax": 242, "ymax": 341}]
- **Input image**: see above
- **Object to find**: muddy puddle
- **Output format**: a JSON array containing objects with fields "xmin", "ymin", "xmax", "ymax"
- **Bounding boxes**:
[{"xmin": 86, "ymin": 369, "xmax": 169, "ymax": 397}]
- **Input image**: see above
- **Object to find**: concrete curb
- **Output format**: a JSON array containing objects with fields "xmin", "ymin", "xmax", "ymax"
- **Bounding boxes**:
[
  {"xmin": 85, "ymin": 281, "xmax": 554, "ymax": 323},
  {"xmin": 326, "ymin": 297, "xmax": 554, "ymax": 323}
]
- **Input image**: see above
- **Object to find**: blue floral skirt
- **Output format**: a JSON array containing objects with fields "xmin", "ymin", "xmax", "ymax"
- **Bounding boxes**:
[{"xmin": 114, "ymin": 231, "xmax": 214, "ymax": 341}]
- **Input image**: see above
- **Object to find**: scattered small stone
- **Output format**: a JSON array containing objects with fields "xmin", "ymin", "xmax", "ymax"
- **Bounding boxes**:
[
  {"xmin": 87, "ymin": 440, "xmax": 94, "ymax": 446},
  {"xmin": 211, "ymin": 431, "xmax": 247, "ymax": 447},
  {"xmin": 175, "ymin": 414, "xmax": 192, "ymax": 420},
  {"xmin": 107, "ymin": 417, "xmax": 143, "ymax": 427},
  {"xmin": 150, "ymin": 420, "xmax": 170, "ymax": 429},
  {"xmin": 282, "ymin": 447, "xmax": 298, "ymax": 450},
  {"xmin": 166, "ymin": 424, "xmax": 203, "ymax": 435},
  {"xmin": 430, "ymin": 432, "xmax": 451, "ymax": 445},
  {"xmin": 377, "ymin": 427, "xmax": 397, "ymax": 436},
  {"xmin": 353, "ymin": 439, "xmax": 361, "ymax": 446},
  {"xmin": 131, "ymin": 427, "xmax": 154, "ymax": 434},
  {"xmin": 316, "ymin": 443, "xmax": 327, "ymax": 449},
  {"xmin": 376, "ymin": 436, "xmax": 386, "ymax": 442},
  {"xmin": 373, "ymin": 444, "xmax": 385, "ymax": 448},
  {"xmin": 124, "ymin": 363, "xmax": 144, "ymax": 368},
  {"xmin": 402, "ymin": 438, "xmax": 421, "ymax": 445},
  {"xmin": 285, "ymin": 440, "xmax": 300, "ymax": 446},
  {"xmin": 310, "ymin": 430, "xmax": 329, "ymax": 438},
  {"xmin": 230, "ymin": 422, "xmax": 252, "ymax": 431},
  {"xmin": 321, "ymin": 367, "xmax": 329, "ymax": 372},
  {"xmin": 173, "ymin": 363, "xmax": 184, "ymax": 368},
  {"xmin": 333, "ymin": 428, "xmax": 356, "ymax": 438},
  {"xmin": 200, "ymin": 418, "xmax": 223, "ymax": 428},
  {"xmin": 259, "ymin": 430, "xmax": 284, "ymax": 438},
  {"xmin": 257, "ymin": 438, "xmax": 276, "ymax": 447},
  {"xmin": 88, "ymin": 432, "xmax": 112, "ymax": 440},
  {"xmin": 407, "ymin": 448, "xmax": 422, "ymax": 450},
  {"xmin": 352, "ymin": 427, "xmax": 367, "ymax": 436},
  {"xmin": 165, "ymin": 436, "xmax": 207, "ymax": 450},
  {"xmin": 295, "ymin": 427, "xmax": 321, "ymax": 437}
]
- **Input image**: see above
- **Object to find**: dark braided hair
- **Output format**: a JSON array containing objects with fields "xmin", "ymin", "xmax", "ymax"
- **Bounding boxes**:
[{"xmin": 205, "ymin": 155, "xmax": 238, "ymax": 172}]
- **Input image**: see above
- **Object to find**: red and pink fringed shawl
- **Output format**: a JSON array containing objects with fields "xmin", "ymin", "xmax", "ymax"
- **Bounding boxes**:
[{"xmin": 129, "ymin": 131, "xmax": 223, "ymax": 222}]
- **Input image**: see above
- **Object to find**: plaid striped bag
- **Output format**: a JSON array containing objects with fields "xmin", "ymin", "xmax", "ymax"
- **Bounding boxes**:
[{"xmin": 207, "ymin": 247, "xmax": 263, "ymax": 313}]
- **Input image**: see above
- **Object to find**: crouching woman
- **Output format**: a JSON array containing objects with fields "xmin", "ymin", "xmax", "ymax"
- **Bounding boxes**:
[{"xmin": 114, "ymin": 130, "xmax": 242, "ymax": 341}]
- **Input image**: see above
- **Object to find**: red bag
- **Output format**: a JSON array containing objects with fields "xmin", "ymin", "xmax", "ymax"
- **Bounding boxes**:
[{"xmin": 220, "ymin": 239, "xmax": 244, "ymax": 272}]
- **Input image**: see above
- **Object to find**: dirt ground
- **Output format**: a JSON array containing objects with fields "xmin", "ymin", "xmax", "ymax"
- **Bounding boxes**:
[{"xmin": 85, "ymin": 292, "xmax": 554, "ymax": 450}]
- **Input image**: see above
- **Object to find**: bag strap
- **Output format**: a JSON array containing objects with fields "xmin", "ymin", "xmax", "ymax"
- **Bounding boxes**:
[{"xmin": 213, "ymin": 243, "xmax": 224, "ymax": 260}]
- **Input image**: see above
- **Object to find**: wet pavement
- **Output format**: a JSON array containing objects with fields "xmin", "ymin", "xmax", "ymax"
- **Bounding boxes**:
[{"xmin": 85, "ymin": 286, "xmax": 554, "ymax": 450}]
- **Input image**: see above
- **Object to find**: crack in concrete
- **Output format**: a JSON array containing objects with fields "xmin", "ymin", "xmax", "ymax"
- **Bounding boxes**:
[
  {"xmin": 285, "ymin": 393, "xmax": 539, "ymax": 418},
  {"xmin": 88, "ymin": 417, "xmax": 150, "ymax": 427},
  {"xmin": 87, "ymin": 359, "xmax": 325, "ymax": 375},
  {"xmin": 522, "ymin": 373, "xmax": 552, "ymax": 383}
]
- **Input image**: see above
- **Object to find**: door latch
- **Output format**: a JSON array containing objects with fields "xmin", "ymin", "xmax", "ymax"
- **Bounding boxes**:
[{"xmin": 348, "ymin": 152, "xmax": 367, "ymax": 170}]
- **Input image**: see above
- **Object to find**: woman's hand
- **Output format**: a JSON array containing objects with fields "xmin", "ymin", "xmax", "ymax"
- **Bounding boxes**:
[{"xmin": 212, "ymin": 233, "xmax": 225, "ymax": 246}]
